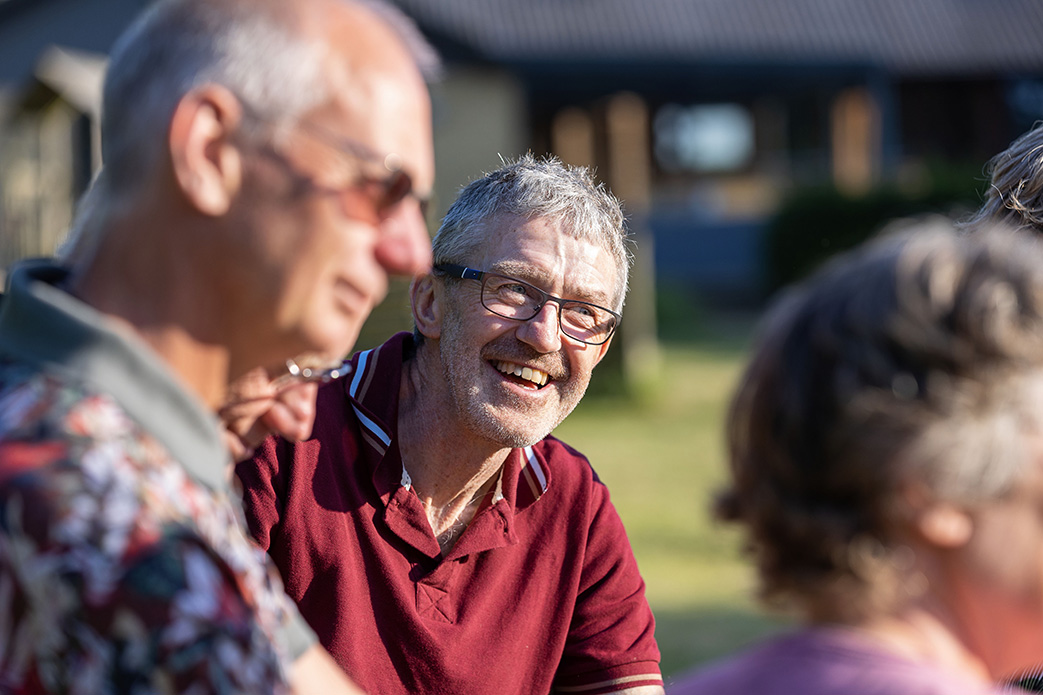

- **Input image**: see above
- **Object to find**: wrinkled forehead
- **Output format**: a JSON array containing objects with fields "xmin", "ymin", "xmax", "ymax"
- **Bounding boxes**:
[{"xmin": 474, "ymin": 214, "xmax": 623, "ymax": 309}]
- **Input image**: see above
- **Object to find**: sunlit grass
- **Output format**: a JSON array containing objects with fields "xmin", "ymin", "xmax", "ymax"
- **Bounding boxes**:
[{"xmin": 554, "ymin": 337, "xmax": 788, "ymax": 677}]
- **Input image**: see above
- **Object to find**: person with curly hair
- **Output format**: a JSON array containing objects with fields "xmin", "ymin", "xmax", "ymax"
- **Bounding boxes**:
[{"xmin": 670, "ymin": 219, "xmax": 1043, "ymax": 694}]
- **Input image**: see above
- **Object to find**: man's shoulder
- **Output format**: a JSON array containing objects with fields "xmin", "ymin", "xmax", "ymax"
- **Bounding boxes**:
[
  {"xmin": 340, "ymin": 332, "xmax": 412, "ymax": 407},
  {"xmin": 532, "ymin": 434, "xmax": 600, "ymax": 482},
  {"xmin": 0, "ymin": 365, "xmax": 205, "ymax": 617},
  {"xmin": 0, "ymin": 363, "xmax": 204, "ymax": 552},
  {"xmin": 0, "ymin": 362, "xmax": 297, "ymax": 682},
  {"xmin": 0, "ymin": 363, "xmax": 138, "ymax": 453},
  {"xmin": 524, "ymin": 435, "xmax": 619, "ymax": 512},
  {"xmin": 534, "ymin": 433, "xmax": 589, "ymax": 461},
  {"xmin": 0, "ymin": 364, "xmax": 108, "ymax": 477}
]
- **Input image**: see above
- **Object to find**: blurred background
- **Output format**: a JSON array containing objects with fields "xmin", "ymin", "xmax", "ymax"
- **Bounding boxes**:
[{"xmin": 3, "ymin": 0, "xmax": 1043, "ymax": 682}]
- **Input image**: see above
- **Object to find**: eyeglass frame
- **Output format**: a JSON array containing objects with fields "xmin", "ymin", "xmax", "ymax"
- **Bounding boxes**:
[
  {"xmin": 270, "ymin": 357, "xmax": 353, "ymax": 392},
  {"xmin": 292, "ymin": 119, "xmax": 431, "ymax": 221},
  {"xmin": 434, "ymin": 263, "xmax": 621, "ymax": 346}
]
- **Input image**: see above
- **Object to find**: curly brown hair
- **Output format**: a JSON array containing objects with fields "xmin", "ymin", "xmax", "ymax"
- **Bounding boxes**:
[{"xmin": 720, "ymin": 218, "xmax": 1043, "ymax": 623}]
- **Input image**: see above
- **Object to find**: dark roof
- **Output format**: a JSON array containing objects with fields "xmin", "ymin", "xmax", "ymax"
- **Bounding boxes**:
[
  {"xmin": 392, "ymin": 0, "xmax": 1043, "ymax": 76},
  {"xmin": 0, "ymin": 0, "xmax": 148, "ymax": 85}
]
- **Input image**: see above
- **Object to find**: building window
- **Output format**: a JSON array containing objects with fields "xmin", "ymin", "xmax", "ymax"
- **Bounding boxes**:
[{"xmin": 653, "ymin": 103, "xmax": 754, "ymax": 173}]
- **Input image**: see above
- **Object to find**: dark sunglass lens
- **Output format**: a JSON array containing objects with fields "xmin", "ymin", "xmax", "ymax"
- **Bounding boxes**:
[{"xmin": 382, "ymin": 170, "xmax": 413, "ymax": 209}]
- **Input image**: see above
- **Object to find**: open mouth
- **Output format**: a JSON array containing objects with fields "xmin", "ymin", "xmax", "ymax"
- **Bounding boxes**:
[{"xmin": 493, "ymin": 360, "xmax": 551, "ymax": 389}]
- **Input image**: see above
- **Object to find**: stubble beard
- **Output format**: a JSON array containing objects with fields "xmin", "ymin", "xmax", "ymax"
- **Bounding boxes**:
[{"xmin": 438, "ymin": 305, "xmax": 591, "ymax": 449}]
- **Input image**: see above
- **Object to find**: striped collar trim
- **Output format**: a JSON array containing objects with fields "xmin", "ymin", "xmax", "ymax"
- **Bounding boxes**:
[
  {"xmin": 401, "ymin": 446, "xmax": 546, "ymax": 506},
  {"xmin": 348, "ymin": 346, "xmax": 391, "ymax": 456},
  {"xmin": 348, "ymin": 336, "xmax": 549, "ymax": 505},
  {"xmin": 519, "ymin": 445, "xmax": 549, "ymax": 502}
]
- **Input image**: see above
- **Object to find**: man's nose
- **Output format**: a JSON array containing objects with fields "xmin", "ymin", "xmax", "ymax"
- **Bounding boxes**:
[
  {"xmin": 517, "ymin": 302, "xmax": 562, "ymax": 353},
  {"xmin": 375, "ymin": 201, "xmax": 432, "ymax": 276}
]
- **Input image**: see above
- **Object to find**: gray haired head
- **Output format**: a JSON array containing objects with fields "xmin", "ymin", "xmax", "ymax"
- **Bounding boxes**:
[
  {"xmin": 961, "ymin": 120, "xmax": 1043, "ymax": 234},
  {"xmin": 100, "ymin": 0, "xmax": 437, "ymax": 202},
  {"xmin": 102, "ymin": 0, "xmax": 321, "ymax": 197},
  {"xmin": 432, "ymin": 154, "xmax": 632, "ymax": 310},
  {"xmin": 721, "ymin": 217, "xmax": 1043, "ymax": 622}
]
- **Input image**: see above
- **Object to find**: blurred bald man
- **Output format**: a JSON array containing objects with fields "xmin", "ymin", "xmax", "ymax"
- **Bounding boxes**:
[{"xmin": 0, "ymin": 0, "xmax": 435, "ymax": 692}]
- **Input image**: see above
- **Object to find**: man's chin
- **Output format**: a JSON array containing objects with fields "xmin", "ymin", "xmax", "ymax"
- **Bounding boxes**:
[
  {"xmin": 302, "ymin": 320, "xmax": 364, "ymax": 364},
  {"xmin": 473, "ymin": 416, "xmax": 556, "ymax": 450}
]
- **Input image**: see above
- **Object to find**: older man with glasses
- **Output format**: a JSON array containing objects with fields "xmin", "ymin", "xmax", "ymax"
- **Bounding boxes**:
[
  {"xmin": 237, "ymin": 154, "xmax": 664, "ymax": 695},
  {"xmin": 0, "ymin": 0, "xmax": 436, "ymax": 692}
]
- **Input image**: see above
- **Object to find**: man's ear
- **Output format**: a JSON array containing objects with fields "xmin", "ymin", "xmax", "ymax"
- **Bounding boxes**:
[
  {"xmin": 593, "ymin": 335, "xmax": 613, "ymax": 366},
  {"xmin": 168, "ymin": 84, "xmax": 245, "ymax": 216},
  {"xmin": 411, "ymin": 273, "xmax": 442, "ymax": 340}
]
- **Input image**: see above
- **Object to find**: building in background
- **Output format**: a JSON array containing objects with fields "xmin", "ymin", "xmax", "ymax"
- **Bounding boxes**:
[
  {"xmin": 0, "ymin": 0, "xmax": 148, "ymax": 267},
  {"xmin": 3, "ymin": 0, "xmax": 1043, "ymax": 314},
  {"xmin": 398, "ymin": 0, "xmax": 1043, "ymax": 305}
]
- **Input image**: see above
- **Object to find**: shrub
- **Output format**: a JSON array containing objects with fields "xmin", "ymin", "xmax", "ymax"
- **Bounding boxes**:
[{"xmin": 765, "ymin": 166, "xmax": 983, "ymax": 292}]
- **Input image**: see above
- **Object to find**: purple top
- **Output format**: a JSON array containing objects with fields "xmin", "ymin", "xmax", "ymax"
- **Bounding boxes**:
[{"xmin": 668, "ymin": 627, "xmax": 1020, "ymax": 695}]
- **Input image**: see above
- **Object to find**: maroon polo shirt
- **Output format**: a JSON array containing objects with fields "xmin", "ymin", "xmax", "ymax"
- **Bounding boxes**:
[{"xmin": 237, "ymin": 332, "xmax": 661, "ymax": 695}]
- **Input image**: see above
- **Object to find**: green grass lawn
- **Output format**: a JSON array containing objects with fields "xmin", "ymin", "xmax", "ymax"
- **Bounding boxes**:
[{"xmin": 553, "ymin": 334, "xmax": 788, "ymax": 679}]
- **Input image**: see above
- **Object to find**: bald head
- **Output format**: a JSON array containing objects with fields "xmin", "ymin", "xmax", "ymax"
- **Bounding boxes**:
[
  {"xmin": 305, "ymin": 3, "xmax": 435, "ymax": 199},
  {"xmin": 98, "ymin": 0, "xmax": 436, "ymax": 204}
]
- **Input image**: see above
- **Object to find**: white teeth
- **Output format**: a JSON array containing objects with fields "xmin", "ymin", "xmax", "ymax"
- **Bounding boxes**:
[{"xmin": 495, "ymin": 361, "xmax": 549, "ymax": 387}]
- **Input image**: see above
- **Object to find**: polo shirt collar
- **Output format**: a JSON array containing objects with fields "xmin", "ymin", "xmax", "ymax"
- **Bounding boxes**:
[
  {"xmin": 0, "ymin": 260, "xmax": 230, "ymax": 492},
  {"xmin": 343, "ymin": 332, "xmax": 551, "ymax": 509}
]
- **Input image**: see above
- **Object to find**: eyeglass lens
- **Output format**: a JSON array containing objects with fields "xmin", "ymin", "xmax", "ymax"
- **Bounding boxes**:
[
  {"xmin": 480, "ymin": 274, "xmax": 617, "ymax": 344},
  {"xmin": 292, "ymin": 118, "xmax": 424, "ymax": 220}
]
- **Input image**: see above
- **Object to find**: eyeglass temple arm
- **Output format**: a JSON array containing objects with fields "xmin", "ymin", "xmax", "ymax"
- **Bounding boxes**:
[{"xmin": 435, "ymin": 264, "xmax": 484, "ymax": 281}]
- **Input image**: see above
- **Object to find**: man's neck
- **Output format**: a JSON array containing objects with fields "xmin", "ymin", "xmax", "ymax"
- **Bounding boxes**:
[
  {"xmin": 68, "ymin": 217, "xmax": 233, "ymax": 410},
  {"xmin": 397, "ymin": 345, "xmax": 510, "ymax": 544}
]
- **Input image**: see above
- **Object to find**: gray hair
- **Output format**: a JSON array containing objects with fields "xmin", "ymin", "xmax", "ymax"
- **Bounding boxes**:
[
  {"xmin": 721, "ymin": 218, "xmax": 1043, "ymax": 622},
  {"xmin": 63, "ymin": 0, "xmax": 437, "ymax": 266},
  {"xmin": 101, "ymin": 0, "xmax": 325, "ymax": 196},
  {"xmin": 961, "ymin": 121, "xmax": 1043, "ymax": 233},
  {"xmin": 100, "ymin": 0, "xmax": 438, "ymax": 201},
  {"xmin": 433, "ymin": 154, "xmax": 632, "ymax": 310}
]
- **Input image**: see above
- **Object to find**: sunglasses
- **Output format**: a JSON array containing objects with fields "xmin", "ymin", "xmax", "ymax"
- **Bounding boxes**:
[
  {"xmin": 237, "ymin": 101, "xmax": 429, "ymax": 223},
  {"xmin": 293, "ymin": 120, "xmax": 429, "ymax": 222},
  {"xmin": 270, "ymin": 357, "xmax": 353, "ymax": 392}
]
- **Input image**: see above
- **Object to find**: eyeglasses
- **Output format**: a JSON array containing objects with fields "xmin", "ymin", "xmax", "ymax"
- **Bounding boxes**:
[
  {"xmin": 292, "ymin": 119, "xmax": 430, "ymax": 222},
  {"xmin": 238, "ymin": 102, "xmax": 428, "ymax": 222},
  {"xmin": 270, "ymin": 357, "xmax": 352, "ymax": 392},
  {"xmin": 435, "ymin": 264, "xmax": 621, "ymax": 345}
]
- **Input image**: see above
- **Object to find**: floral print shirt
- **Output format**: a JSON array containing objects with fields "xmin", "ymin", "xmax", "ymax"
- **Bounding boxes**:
[
  {"xmin": 0, "ymin": 261, "xmax": 313, "ymax": 694},
  {"xmin": 0, "ymin": 366, "xmax": 297, "ymax": 695}
]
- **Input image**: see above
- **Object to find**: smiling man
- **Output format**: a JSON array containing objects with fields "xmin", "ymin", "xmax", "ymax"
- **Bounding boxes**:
[{"xmin": 237, "ymin": 154, "xmax": 664, "ymax": 695}]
